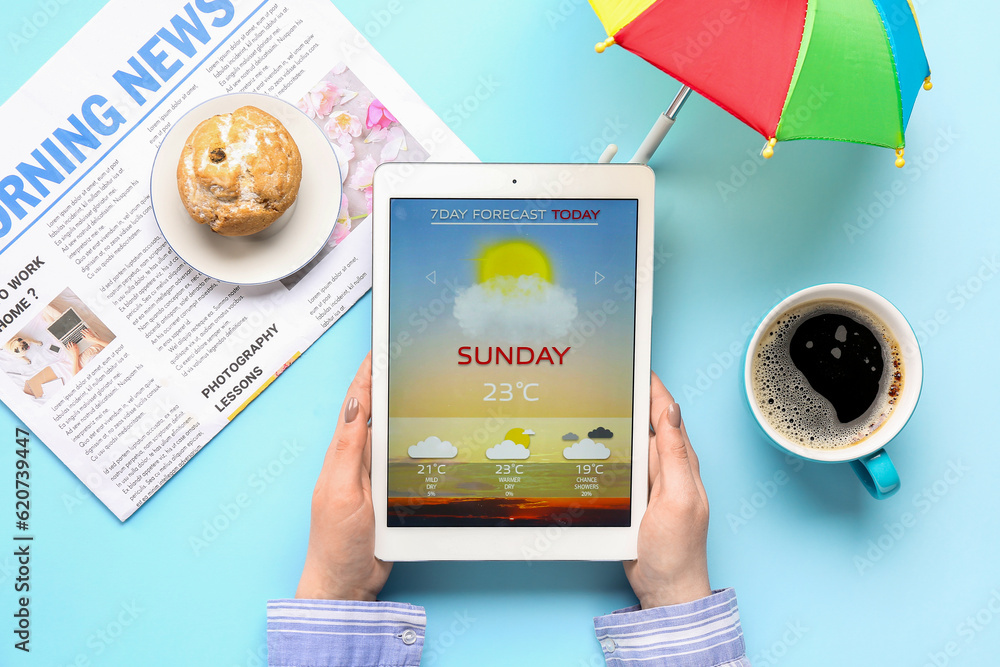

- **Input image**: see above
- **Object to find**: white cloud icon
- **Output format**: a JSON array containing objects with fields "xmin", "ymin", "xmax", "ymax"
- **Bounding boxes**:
[
  {"xmin": 562, "ymin": 438, "xmax": 611, "ymax": 460},
  {"xmin": 522, "ymin": 429, "xmax": 535, "ymax": 436},
  {"xmin": 408, "ymin": 436, "xmax": 458, "ymax": 459},
  {"xmin": 485, "ymin": 440, "xmax": 530, "ymax": 460},
  {"xmin": 453, "ymin": 275, "xmax": 577, "ymax": 343}
]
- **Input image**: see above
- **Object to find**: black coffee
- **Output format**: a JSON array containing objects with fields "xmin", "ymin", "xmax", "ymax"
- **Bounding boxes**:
[
  {"xmin": 790, "ymin": 313, "xmax": 883, "ymax": 423},
  {"xmin": 751, "ymin": 300, "xmax": 903, "ymax": 449}
]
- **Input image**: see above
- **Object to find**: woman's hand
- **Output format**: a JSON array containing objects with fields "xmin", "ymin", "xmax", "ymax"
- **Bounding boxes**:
[
  {"xmin": 81, "ymin": 328, "xmax": 102, "ymax": 344},
  {"xmin": 624, "ymin": 372, "xmax": 712, "ymax": 609},
  {"xmin": 65, "ymin": 341, "xmax": 83, "ymax": 375},
  {"xmin": 296, "ymin": 353, "xmax": 391, "ymax": 602}
]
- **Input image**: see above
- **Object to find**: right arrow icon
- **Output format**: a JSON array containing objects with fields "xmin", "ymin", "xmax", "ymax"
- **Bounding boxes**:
[{"xmin": 594, "ymin": 271, "xmax": 605, "ymax": 285}]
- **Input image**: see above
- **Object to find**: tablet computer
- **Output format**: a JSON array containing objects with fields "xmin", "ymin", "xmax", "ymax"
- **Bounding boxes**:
[{"xmin": 372, "ymin": 163, "xmax": 654, "ymax": 560}]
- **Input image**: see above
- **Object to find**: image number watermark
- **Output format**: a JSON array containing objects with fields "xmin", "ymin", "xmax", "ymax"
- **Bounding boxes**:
[{"xmin": 12, "ymin": 427, "xmax": 32, "ymax": 652}]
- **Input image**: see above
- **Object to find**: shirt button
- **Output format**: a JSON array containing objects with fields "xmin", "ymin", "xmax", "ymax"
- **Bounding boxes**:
[
  {"xmin": 400, "ymin": 629, "xmax": 417, "ymax": 645},
  {"xmin": 601, "ymin": 638, "xmax": 617, "ymax": 653}
]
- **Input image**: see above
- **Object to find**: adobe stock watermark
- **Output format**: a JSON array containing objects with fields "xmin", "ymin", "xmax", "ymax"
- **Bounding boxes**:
[
  {"xmin": 748, "ymin": 619, "xmax": 809, "ymax": 667},
  {"xmin": 233, "ymin": 643, "xmax": 268, "ymax": 667},
  {"xmin": 358, "ymin": 0, "xmax": 404, "ymax": 39},
  {"xmin": 188, "ymin": 439, "xmax": 305, "ymax": 555},
  {"xmin": 7, "ymin": 0, "xmax": 75, "ymax": 54},
  {"xmin": 422, "ymin": 610, "xmax": 477, "ymax": 664},
  {"xmin": 519, "ymin": 505, "xmax": 585, "ymax": 562},
  {"xmin": 572, "ymin": 117, "xmax": 628, "ymax": 163},
  {"xmin": 371, "ymin": 275, "xmax": 464, "ymax": 382},
  {"xmin": 921, "ymin": 589, "xmax": 1000, "ymax": 667},
  {"xmin": 371, "ymin": 233, "xmax": 668, "ymax": 386},
  {"xmin": 725, "ymin": 455, "xmax": 805, "ymax": 535},
  {"xmin": 681, "ymin": 287, "xmax": 791, "ymax": 404},
  {"xmin": 519, "ymin": 461, "xmax": 631, "ymax": 563},
  {"xmin": 390, "ymin": 407, "xmax": 512, "ymax": 525},
  {"xmin": 912, "ymin": 254, "xmax": 999, "ymax": 348},
  {"xmin": 555, "ymin": 243, "xmax": 672, "ymax": 356},
  {"xmin": 59, "ymin": 600, "xmax": 144, "ymax": 667},
  {"xmin": 336, "ymin": 0, "xmax": 406, "ymax": 60},
  {"xmin": 715, "ymin": 85, "xmax": 834, "ymax": 202},
  {"xmin": 668, "ymin": 0, "xmax": 752, "ymax": 72},
  {"xmin": 442, "ymin": 75, "xmax": 501, "ymax": 130},
  {"xmin": 62, "ymin": 470, "xmax": 112, "ymax": 514},
  {"xmin": 544, "ymin": 0, "xmax": 588, "ymax": 30},
  {"xmin": 853, "ymin": 460, "xmax": 969, "ymax": 576},
  {"xmin": 843, "ymin": 127, "xmax": 959, "ymax": 243},
  {"xmin": 0, "ymin": 554, "xmax": 17, "ymax": 587}
]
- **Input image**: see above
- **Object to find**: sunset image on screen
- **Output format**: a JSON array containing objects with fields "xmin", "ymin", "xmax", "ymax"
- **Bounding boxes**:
[{"xmin": 387, "ymin": 199, "xmax": 638, "ymax": 527}]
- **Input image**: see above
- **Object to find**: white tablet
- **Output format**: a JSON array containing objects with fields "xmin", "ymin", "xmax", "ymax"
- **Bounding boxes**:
[{"xmin": 371, "ymin": 163, "xmax": 654, "ymax": 561}]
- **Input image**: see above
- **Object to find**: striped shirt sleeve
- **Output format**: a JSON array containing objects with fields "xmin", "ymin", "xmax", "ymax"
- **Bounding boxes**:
[
  {"xmin": 593, "ymin": 588, "xmax": 749, "ymax": 666},
  {"xmin": 267, "ymin": 598, "xmax": 425, "ymax": 667}
]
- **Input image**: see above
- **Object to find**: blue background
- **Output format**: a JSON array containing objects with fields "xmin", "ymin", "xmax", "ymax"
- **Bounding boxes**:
[{"xmin": 1, "ymin": 1, "xmax": 997, "ymax": 665}]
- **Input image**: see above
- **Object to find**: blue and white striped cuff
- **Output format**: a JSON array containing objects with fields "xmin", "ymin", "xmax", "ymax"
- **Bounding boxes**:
[
  {"xmin": 594, "ymin": 588, "xmax": 749, "ymax": 666},
  {"xmin": 267, "ymin": 598, "xmax": 425, "ymax": 667}
]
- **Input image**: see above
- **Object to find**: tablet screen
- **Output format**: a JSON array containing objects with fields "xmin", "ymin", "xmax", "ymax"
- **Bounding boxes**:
[{"xmin": 387, "ymin": 198, "xmax": 638, "ymax": 527}]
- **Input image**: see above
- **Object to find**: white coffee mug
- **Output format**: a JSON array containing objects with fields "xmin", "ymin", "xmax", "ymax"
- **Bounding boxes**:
[{"xmin": 742, "ymin": 284, "xmax": 923, "ymax": 499}]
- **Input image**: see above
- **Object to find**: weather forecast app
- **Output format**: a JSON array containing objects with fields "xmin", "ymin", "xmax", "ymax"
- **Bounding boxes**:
[{"xmin": 387, "ymin": 198, "xmax": 638, "ymax": 527}]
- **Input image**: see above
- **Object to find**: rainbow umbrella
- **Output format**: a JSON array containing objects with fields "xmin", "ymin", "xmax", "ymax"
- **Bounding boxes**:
[{"xmin": 590, "ymin": 0, "xmax": 931, "ymax": 167}]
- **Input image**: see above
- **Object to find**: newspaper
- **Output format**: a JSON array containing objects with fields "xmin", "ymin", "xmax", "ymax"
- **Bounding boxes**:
[{"xmin": 0, "ymin": 0, "xmax": 475, "ymax": 520}]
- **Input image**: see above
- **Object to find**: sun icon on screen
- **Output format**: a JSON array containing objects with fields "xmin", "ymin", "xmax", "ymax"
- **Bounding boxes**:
[
  {"xmin": 478, "ymin": 240, "xmax": 552, "ymax": 283},
  {"xmin": 454, "ymin": 238, "xmax": 577, "ymax": 341},
  {"xmin": 504, "ymin": 427, "xmax": 533, "ymax": 447}
]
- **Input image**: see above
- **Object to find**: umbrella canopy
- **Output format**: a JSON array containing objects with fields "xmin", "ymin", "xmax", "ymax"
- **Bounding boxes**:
[{"xmin": 591, "ymin": 0, "xmax": 931, "ymax": 165}]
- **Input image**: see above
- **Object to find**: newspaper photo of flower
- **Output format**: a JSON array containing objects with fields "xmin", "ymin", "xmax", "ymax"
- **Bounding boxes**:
[{"xmin": 281, "ymin": 63, "xmax": 430, "ymax": 289}]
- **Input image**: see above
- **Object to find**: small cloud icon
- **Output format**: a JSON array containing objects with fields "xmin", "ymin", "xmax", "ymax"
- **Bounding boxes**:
[
  {"xmin": 485, "ymin": 440, "xmax": 530, "ymax": 460},
  {"xmin": 522, "ymin": 429, "xmax": 535, "ymax": 436},
  {"xmin": 562, "ymin": 432, "xmax": 579, "ymax": 441},
  {"xmin": 563, "ymin": 438, "xmax": 611, "ymax": 460},
  {"xmin": 588, "ymin": 426, "xmax": 613, "ymax": 439},
  {"xmin": 408, "ymin": 436, "xmax": 458, "ymax": 459}
]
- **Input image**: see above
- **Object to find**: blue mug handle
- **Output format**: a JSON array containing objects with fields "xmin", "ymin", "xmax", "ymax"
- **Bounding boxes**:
[{"xmin": 849, "ymin": 448, "xmax": 900, "ymax": 499}]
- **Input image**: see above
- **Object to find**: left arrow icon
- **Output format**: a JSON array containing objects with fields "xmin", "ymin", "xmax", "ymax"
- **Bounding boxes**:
[{"xmin": 426, "ymin": 271, "xmax": 436, "ymax": 284}]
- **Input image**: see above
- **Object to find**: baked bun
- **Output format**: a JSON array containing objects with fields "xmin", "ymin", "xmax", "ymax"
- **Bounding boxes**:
[{"xmin": 176, "ymin": 105, "xmax": 302, "ymax": 236}]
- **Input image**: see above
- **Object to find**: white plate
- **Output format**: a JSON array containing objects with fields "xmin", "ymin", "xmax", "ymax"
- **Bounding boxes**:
[{"xmin": 150, "ymin": 93, "xmax": 342, "ymax": 284}]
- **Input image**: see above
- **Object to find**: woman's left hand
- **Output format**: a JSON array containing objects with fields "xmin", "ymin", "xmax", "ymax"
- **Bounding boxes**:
[{"xmin": 296, "ymin": 353, "xmax": 392, "ymax": 602}]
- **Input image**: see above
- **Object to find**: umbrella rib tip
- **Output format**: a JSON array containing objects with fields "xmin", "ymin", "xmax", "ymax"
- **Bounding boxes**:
[
  {"xmin": 595, "ymin": 36, "xmax": 615, "ymax": 53},
  {"xmin": 762, "ymin": 137, "xmax": 777, "ymax": 159}
]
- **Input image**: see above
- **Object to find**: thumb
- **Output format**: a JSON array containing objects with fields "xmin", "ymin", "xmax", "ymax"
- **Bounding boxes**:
[
  {"xmin": 654, "ymin": 402, "xmax": 695, "ymax": 490},
  {"xmin": 325, "ymin": 354, "xmax": 373, "ymax": 486}
]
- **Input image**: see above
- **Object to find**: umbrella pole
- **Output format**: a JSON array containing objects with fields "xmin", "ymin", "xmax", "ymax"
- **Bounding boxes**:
[
  {"xmin": 629, "ymin": 85, "xmax": 692, "ymax": 165},
  {"xmin": 597, "ymin": 85, "xmax": 692, "ymax": 165}
]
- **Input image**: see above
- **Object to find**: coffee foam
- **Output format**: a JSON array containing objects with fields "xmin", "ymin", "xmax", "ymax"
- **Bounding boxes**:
[{"xmin": 751, "ymin": 299, "xmax": 903, "ymax": 450}]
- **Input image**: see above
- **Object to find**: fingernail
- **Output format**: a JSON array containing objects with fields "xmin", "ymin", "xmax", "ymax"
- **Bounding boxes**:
[
  {"xmin": 344, "ymin": 397, "xmax": 359, "ymax": 423},
  {"xmin": 667, "ymin": 402, "xmax": 681, "ymax": 429}
]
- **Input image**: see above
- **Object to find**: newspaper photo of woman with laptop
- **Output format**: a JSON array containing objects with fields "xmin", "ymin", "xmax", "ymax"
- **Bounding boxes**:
[{"xmin": 0, "ymin": 287, "xmax": 116, "ymax": 403}]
